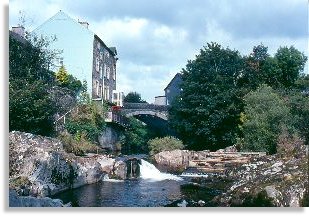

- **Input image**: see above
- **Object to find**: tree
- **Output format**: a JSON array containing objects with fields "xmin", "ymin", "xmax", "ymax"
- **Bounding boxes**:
[
  {"xmin": 55, "ymin": 65, "xmax": 82, "ymax": 95},
  {"xmin": 240, "ymin": 85, "xmax": 293, "ymax": 154},
  {"xmin": 169, "ymin": 42, "xmax": 244, "ymax": 150},
  {"xmin": 284, "ymin": 89, "xmax": 309, "ymax": 145},
  {"xmin": 238, "ymin": 45, "xmax": 307, "ymax": 91},
  {"xmin": 123, "ymin": 91, "xmax": 147, "ymax": 103},
  {"xmin": 121, "ymin": 117, "xmax": 149, "ymax": 154},
  {"xmin": 9, "ymin": 31, "xmax": 59, "ymax": 136},
  {"xmin": 9, "ymin": 79, "xmax": 56, "ymax": 136},
  {"xmin": 55, "ymin": 65, "xmax": 69, "ymax": 85},
  {"xmin": 275, "ymin": 46, "xmax": 307, "ymax": 88}
]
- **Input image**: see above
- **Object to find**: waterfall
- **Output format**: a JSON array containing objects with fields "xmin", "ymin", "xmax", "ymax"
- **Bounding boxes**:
[{"xmin": 139, "ymin": 159, "xmax": 183, "ymax": 181}]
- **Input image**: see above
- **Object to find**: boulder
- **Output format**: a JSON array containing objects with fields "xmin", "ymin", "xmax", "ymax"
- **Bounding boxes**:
[
  {"xmin": 9, "ymin": 131, "xmax": 127, "ymax": 197},
  {"xmin": 210, "ymin": 145, "xmax": 308, "ymax": 207},
  {"xmin": 9, "ymin": 189, "xmax": 68, "ymax": 207}
]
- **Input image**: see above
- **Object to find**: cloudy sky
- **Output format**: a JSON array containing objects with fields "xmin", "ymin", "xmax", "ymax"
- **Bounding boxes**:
[{"xmin": 9, "ymin": 0, "xmax": 308, "ymax": 102}]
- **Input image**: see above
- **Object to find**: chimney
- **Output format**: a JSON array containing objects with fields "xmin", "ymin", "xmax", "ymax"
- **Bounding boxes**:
[
  {"xmin": 78, "ymin": 21, "xmax": 89, "ymax": 29},
  {"xmin": 11, "ymin": 26, "xmax": 25, "ymax": 37}
]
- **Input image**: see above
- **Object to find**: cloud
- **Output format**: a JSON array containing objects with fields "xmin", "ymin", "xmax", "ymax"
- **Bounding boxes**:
[{"xmin": 9, "ymin": 0, "xmax": 308, "ymax": 102}]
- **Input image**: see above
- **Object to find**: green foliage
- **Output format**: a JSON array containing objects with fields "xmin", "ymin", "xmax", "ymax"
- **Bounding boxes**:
[
  {"xmin": 148, "ymin": 136, "xmax": 184, "ymax": 156},
  {"xmin": 58, "ymin": 132, "xmax": 102, "ymax": 156},
  {"xmin": 55, "ymin": 65, "xmax": 82, "ymax": 95},
  {"xmin": 65, "ymin": 99, "xmax": 106, "ymax": 144},
  {"xmin": 55, "ymin": 65, "xmax": 69, "ymax": 84},
  {"xmin": 9, "ymin": 33, "xmax": 56, "ymax": 83},
  {"xmin": 169, "ymin": 42, "xmax": 244, "ymax": 151},
  {"xmin": 275, "ymin": 46, "xmax": 307, "ymax": 88},
  {"xmin": 121, "ymin": 117, "xmax": 149, "ymax": 154},
  {"xmin": 170, "ymin": 42, "xmax": 307, "ymax": 152},
  {"xmin": 283, "ymin": 90, "xmax": 309, "ymax": 145},
  {"xmin": 9, "ymin": 79, "xmax": 56, "ymax": 136},
  {"xmin": 123, "ymin": 91, "xmax": 147, "ymax": 103},
  {"xmin": 9, "ymin": 31, "xmax": 60, "ymax": 136},
  {"xmin": 239, "ymin": 45, "xmax": 307, "ymax": 90},
  {"xmin": 240, "ymin": 85, "xmax": 293, "ymax": 154}
]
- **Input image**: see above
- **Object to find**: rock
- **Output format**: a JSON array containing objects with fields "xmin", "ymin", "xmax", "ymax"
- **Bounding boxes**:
[
  {"xmin": 113, "ymin": 160, "xmax": 127, "ymax": 179},
  {"xmin": 211, "ymin": 145, "xmax": 308, "ymax": 207},
  {"xmin": 9, "ymin": 131, "xmax": 128, "ymax": 197},
  {"xmin": 177, "ymin": 200, "xmax": 188, "ymax": 207},
  {"xmin": 216, "ymin": 145, "xmax": 238, "ymax": 153},
  {"xmin": 9, "ymin": 189, "xmax": 66, "ymax": 207}
]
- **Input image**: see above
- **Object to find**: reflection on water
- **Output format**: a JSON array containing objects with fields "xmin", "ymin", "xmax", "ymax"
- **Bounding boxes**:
[{"xmin": 53, "ymin": 179, "xmax": 184, "ymax": 207}]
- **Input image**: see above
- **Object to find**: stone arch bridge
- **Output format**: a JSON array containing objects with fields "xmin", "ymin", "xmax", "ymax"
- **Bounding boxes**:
[{"xmin": 105, "ymin": 103, "xmax": 171, "ymax": 135}]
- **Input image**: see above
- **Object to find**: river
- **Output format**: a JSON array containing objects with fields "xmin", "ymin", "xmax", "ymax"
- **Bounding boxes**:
[{"xmin": 52, "ymin": 159, "xmax": 224, "ymax": 207}]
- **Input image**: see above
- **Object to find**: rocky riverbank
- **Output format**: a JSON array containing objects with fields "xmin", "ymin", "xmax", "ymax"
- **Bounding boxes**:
[
  {"xmin": 210, "ymin": 145, "xmax": 309, "ymax": 207},
  {"xmin": 9, "ymin": 131, "xmax": 131, "ymax": 206},
  {"xmin": 155, "ymin": 146, "xmax": 308, "ymax": 207}
]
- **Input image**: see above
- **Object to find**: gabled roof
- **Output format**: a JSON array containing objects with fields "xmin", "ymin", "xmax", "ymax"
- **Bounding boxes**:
[
  {"xmin": 164, "ymin": 73, "xmax": 182, "ymax": 90},
  {"xmin": 33, "ymin": 10, "xmax": 117, "ymax": 57},
  {"xmin": 33, "ymin": 10, "xmax": 93, "ymax": 35}
]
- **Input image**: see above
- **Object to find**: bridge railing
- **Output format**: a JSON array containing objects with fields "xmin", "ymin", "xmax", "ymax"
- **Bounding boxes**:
[
  {"xmin": 105, "ymin": 111, "xmax": 130, "ymax": 127},
  {"xmin": 123, "ymin": 102, "xmax": 169, "ymax": 112}
]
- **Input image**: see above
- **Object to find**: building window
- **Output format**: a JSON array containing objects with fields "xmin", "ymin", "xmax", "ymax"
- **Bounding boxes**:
[
  {"xmin": 99, "ymin": 85, "xmax": 102, "ymax": 97},
  {"xmin": 105, "ymin": 51, "xmax": 109, "ymax": 59},
  {"xmin": 106, "ymin": 66, "xmax": 110, "ymax": 80},
  {"xmin": 112, "ymin": 66, "xmax": 116, "ymax": 80},
  {"xmin": 99, "ymin": 65, "xmax": 103, "ymax": 78},
  {"xmin": 103, "ymin": 64, "xmax": 106, "ymax": 78},
  {"xmin": 95, "ymin": 57, "xmax": 100, "ymax": 72},
  {"xmin": 97, "ymin": 42, "xmax": 100, "ymax": 50},
  {"xmin": 96, "ymin": 81, "xmax": 99, "ymax": 96},
  {"xmin": 104, "ymin": 86, "xmax": 109, "ymax": 100},
  {"xmin": 100, "ymin": 51, "xmax": 103, "ymax": 60}
]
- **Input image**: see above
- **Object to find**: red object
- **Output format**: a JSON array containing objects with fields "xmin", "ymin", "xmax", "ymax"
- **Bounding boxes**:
[{"xmin": 112, "ymin": 106, "xmax": 121, "ymax": 111}]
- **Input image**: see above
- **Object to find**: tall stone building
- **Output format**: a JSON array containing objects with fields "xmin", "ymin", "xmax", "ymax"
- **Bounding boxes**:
[{"xmin": 33, "ymin": 11, "xmax": 118, "ymax": 103}]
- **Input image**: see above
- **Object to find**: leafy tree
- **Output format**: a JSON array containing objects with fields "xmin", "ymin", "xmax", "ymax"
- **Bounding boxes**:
[
  {"xmin": 9, "ymin": 31, "xmax": 59, "ymax": 136},
  {"xmin": 55, "ymin": 65, "xmax": 82, "ymax": 95},
  {"xmin": 239, "ymin": 44, "xmax": 307, "ymax": 90},
  {"xmin": 123, "ymin": 91, "xmax": 147, "ymax": 103},
  {"xmin": 121, "ymin": 117, "xmax": 149, "ymax": 154},
  {"xmin": 169, "ymin": 42, "xmax": 244, "ymax": 150},
  {"xmin": 240, "ymin": 85, "xmax": 293, "ymax": 154},
  {"xmin": 275, "ymin": 46, "xmax": 307, "ymax": 88},
  {"xmin": 55, "ymin": 65, "xmax": 69, "ymax": 85},
  {"xmin": 284, "ymin": 90, "xmax": 309, "ymax": 145},
  {"xmin": 9, "ymin": 32, "xmax": 55, "ymax": 83},
  {"xmin": 9, "ymin": 79, "xmax": 56, "ymax": 136}
]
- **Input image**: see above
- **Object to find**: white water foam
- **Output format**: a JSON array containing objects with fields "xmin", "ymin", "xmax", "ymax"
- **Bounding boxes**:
[
  {"xmin": 103, "ymin": 175, "xmax": 124, "ymax": 182},
  {"xmin": 139, "ymin": 159, "xmax": 183, "ymax": 181}
]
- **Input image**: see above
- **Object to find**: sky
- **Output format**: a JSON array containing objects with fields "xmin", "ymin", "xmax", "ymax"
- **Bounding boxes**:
[{"xmin": 9, "ymin": 0, "xmax": 308, "ymax": 103}]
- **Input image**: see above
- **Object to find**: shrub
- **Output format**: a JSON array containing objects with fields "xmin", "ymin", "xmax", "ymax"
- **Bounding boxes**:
[
  {"xmin": 65, "ymin": 100, "xmax": 106, "ymax": 143},
  {"xmin": 148, "ymin": 136, "xmax": 184, "ymax": 156},
  {"xmin": 58, "ymin": 132, "xmax": 102, "ymax": 156},
  {"xmin": 277, "ymin": 127, "xmax": 304, "ymax": 158},
  {"xmin": 240, "ymin": 85, "xmax": 292, "ymax": 154}
]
